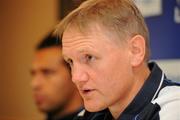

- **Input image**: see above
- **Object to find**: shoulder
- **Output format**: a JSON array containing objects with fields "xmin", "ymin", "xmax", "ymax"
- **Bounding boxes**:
[{"xmin": 152, "ymin": 85, "xmax": 180, "ymax": 120}]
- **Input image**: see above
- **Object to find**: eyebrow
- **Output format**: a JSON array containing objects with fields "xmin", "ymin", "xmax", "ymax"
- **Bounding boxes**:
[{"xmin": 62, "ymin": 54, "xmax": 67, "ymax": 59}]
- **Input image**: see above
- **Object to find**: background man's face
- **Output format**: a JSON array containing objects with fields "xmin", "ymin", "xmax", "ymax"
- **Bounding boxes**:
[
  {"xmin": 62, "ymin": 25, "xmax": 135, "ymax": 112},
  {"xmin": 31, "ymin": 47, "xmax": 76, "ymax": 113}
]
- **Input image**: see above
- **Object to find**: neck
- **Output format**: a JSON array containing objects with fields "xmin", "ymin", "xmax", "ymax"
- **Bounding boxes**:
[
  {"xmin": 50, "ymin": 92, "xmax": 82, "ymax": 119},
  {"xmin": 109, "ymin": 63, "xmax": 150, "ymax": 119}
]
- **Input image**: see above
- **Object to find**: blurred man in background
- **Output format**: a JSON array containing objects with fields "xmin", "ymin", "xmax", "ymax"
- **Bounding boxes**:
[{"xmin": 31, "ymin": 32, "xmax": 82, "ymax": 120}]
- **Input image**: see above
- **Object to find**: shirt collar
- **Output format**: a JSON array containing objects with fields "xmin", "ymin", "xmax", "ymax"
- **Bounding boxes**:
[{"xmin": 118, "ymin": 62, "xmax": 163, "ymax": 119}]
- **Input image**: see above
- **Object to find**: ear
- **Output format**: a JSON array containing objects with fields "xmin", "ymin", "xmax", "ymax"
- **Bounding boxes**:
[{"xmin": 128, "ymin": 35, "xmax": 146, "ymax": 67}]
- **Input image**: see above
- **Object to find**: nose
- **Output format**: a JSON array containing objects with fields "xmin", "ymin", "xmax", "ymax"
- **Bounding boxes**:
[
  {"xmin": 31, "ymin": 75, "xmax": 43, "ymax": 90},
  {"xmin": 71, "ymin": 65, "xmax": 89, "ymax": 84}
]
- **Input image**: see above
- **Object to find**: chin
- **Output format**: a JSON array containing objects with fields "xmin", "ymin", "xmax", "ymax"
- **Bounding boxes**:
[
  {"xmin": 38, "ymin": 107, "xmax": 48, "ymax": 113},
  {"xmin": 84, "ymin": 101, "xmax": 106, "ymax": 112},
  {"xmin": 37, "ymin": 105, "xmax": 51, "ymax": 113}
]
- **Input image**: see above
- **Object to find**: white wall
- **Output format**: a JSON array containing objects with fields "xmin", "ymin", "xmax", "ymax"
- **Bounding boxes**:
[{"xmin": 155, "ymin": 59, "xmax": 180, "ymax": 82}]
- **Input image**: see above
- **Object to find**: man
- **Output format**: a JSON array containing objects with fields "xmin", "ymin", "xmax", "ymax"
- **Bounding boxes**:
[
  {"xmin": 31, "ymin": 32, "xmax": 82, "ymax": 120},
  {"xmin": 55, "ymin": 0, "xmax": 180, "ymax": 119}
]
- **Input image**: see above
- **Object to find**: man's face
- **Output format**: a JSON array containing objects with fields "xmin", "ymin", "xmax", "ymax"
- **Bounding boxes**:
[
  {"xmin": 31, "ymin": 47, "xmax": 76, "ymax": 113},
  {"xmin": 62, "ymin": 25, "xmax": 136, "ymax": 112}
]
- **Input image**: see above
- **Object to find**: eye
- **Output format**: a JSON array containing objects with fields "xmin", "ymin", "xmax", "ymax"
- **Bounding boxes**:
[
  {"xmin": 84, "ymin": 54, "xmax": 95, "ymax": 63},
  {"xmin": 30, "ymin": 69, "xmax": 36, "ymax": 76},
  {"xmin": 66, "ymin": 58, "xmax": 73, "ymax": 67},
  {"xmin": 42, "ymin": 69, "xmax": 55, "ymax": 76}
]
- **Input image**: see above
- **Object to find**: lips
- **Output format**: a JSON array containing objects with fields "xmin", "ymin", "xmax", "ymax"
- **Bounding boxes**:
[
  {"xmin": 82, "ymin": 89, "xmax": 91, "ymax": 94},
  {"xmin": 77, "ymin": 84, "xmax": 95, "ymax": 97},
  {"xmin": 34, "ymin": 94, "xmax": 45, "ymax": 105},
  {"xmin": 79, "ymin": 88, "xmax": 95, "ymax": 98}
]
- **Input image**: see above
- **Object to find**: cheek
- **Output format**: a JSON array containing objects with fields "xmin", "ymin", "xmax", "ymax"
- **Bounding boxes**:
[
  {"xmin": 95, "ymin": 55, "xmax": 133, "ymax": 96},
  {"xmin": 47, "ymin": 75, "xmax": 67, "ymax": 94},
  {"xmin": 48, "ymin": 78, "xmax": 75, "ymax": 102}
]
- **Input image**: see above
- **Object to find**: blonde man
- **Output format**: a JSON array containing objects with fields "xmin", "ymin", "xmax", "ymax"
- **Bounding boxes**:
[{"xmin": 56, "ymin": 0, "xmax": 180, "ymax": 119}]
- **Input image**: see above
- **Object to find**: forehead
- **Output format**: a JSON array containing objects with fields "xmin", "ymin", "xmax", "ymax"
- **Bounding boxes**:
[
  {"xmin": 62, "ymin": 23, "xmax": 118, "ymax": 48},
  {"xmin": 33, "ymin": 47, "xmax": 63, "ymax": 66},
  {"xmin": 36, "ymin": 47, "xmax": 61, "ymax": 58}
]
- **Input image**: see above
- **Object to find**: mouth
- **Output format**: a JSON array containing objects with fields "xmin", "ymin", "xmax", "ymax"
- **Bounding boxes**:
[
  {"xmin": 82, "ymin": 89, "xmax": 92, "ymax": 94},
  {"xmin": 34, "ymin": 95, "xmax": 45, "ymax": 105},
  {"xmin": 80, "ymin": 88, "xmax": 95, "ymax": 97}
]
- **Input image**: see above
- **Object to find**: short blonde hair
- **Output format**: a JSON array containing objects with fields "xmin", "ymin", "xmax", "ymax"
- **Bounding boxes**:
[{"xmin": 56, "ymin": 0, "xmax": 150, "ymax": 61}]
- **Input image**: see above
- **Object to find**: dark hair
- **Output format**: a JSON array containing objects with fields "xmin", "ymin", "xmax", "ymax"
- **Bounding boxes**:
[
  {"xmin": 36, "ymin": 31, "xmax": 71, "ymax": 69},
  {"xmin": 36, "ymin": 31, "xmax": 61, "ymax": 50}
]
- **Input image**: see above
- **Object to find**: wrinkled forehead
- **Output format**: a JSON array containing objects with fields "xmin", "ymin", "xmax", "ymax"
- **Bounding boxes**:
[
  {"xmin": 63, "ymin": 22, "xmax": 115, "ymax": 41},
  {"xmin": 63, "ymin": 22, "xmax": 101, "ymax": 36},
  {"xmin": 62, "ymin": 21, "xmax": 127, "ymax": 48}
]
